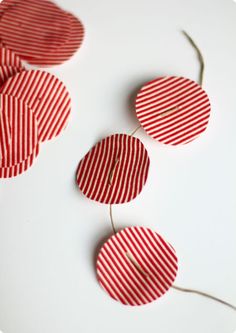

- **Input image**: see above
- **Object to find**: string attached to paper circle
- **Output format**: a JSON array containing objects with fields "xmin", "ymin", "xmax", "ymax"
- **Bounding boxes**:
[
  {"xmin": 108, "ymin": 205, "xmax": 236, "ymax": 311},
  {"xmin": 106, "ymin": 31, "xmax": 236, "ymax": 311},
  {"xmin": 76, "ymin": 30, "xmax": 234, "ymax": 309}
]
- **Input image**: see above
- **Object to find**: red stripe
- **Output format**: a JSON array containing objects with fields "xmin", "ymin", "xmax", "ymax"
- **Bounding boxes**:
[
  {"xmin": 109, "ymin": 236, "xmax": 162, "ymax": 297},
  {"xmin": 102, "ymin": 245, "xmax": 150, "ymax": 304},
  {"xmin": 115, "ymin": 231, "xmax": 168, "ymax": 292},
  {"xmin": 146, "ymin": 100, "xmax": 210, "ymax": 134}
]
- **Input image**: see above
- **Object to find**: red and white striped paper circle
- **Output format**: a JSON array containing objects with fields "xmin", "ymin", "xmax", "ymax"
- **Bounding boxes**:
[
  {"xmin": 0, "ymin": 70, "xmax": 71, "ymax": 142},
  {"xmin": 0, "ymin": 94, "xmax": 38, "ymax": 168},
  {"xmin": 0, "ymin": 0, "xmax": 71, "ymax": 64},
  {"xmin": 135, "ymin": 76, "xmax": 211, "ymax": 145},
  {"xmin": 76, "ymin": 134, "xmax": 150, "ymax": 204},
  {"xmin": 0, "ymin": 46, "xmax": 24, "ymax": 68},
  {"xmin": 97, "ymin": 226, "xmax": 178, "ymax": 306}
]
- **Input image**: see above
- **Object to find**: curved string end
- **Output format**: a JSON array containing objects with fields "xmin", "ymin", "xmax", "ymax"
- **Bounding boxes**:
[
  {"xmin": 172, "ymin": 284, "xmax": 236, "ymax": 312},
  {"xmin": 181, "ymin": 29, "xmax": 205, "ymax": 87}
]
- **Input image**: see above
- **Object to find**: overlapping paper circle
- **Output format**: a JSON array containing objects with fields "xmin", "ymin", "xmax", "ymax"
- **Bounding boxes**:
[
  {"xmin": 0, "ymin": 0, "xmax": 84, "ymax": 177},
  {"xmin": 0, "ymin": 48, "xmax": 71, "ymax": 178},
  {"xmin": 0, "ymin": 0, "xmax": 84, "ymax": 66},
  {"xmin": 0, "ymin": 70, "xmax": 71, "ymax": 142}
]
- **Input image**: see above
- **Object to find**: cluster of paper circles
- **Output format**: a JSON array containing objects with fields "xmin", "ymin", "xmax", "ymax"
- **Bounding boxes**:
[
  {"xmin": 0, "ymin": 0, "xmax": 84, "ymax": 66},
  {"xmin": 0, "ymin": 47, "xmax": 71, "ymax": 178}
]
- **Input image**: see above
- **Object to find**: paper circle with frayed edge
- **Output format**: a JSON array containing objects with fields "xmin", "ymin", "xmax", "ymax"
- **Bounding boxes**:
[
  {"xmin": 0, "ymin": 65, "xmax": 24, "ymax": 86},
  {"xmin": 0, "ymin": 94, "xmax": 38, "ymax": 168},
  {"xmin": 0, "ymin": 143, "xmax": 39, "ymax": 178},
  {"xmin": 0, "ymin": 46, "xmax": 24, "ymax": 68},
  {"xmin": 0, "ymin": 70, "xmax": 71, "ymax": 142},
  {"xmin": 135, "ymin": 76, "xmax": 211, "ymax": 145},
  {"xmin": 0, "ymin": 0, "xmax": 71, "ymax": 64},
  {"xmin": 96, "ymin": 226, "xmax": 178, "ymax": 306},
  {"xmin": 76, "ymin": 134, "xmax": 150, "ymax": 204},
  {"xmin": 28, "ymin": 12, "xmax": 85, "ymax": 67}
]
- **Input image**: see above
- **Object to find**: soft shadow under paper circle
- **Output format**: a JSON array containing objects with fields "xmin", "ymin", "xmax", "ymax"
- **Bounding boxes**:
[
  {"xmin": 96, "ymin": 226, "xmax": 178, "ymax": 306},
  {"xmin": 135, "ymin": 76, "xmax": 211, "ymax": 145},
  {"xmin": 76, "ymin": 134, "xmax": 150, "ymax": 204},
  {"xmin": 0, "ymin": 143, "xmax": 40, "ymax": 178}
]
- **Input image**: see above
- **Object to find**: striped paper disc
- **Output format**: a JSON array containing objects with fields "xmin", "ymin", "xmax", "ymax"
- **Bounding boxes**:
[
  {"xmin": 0, "ymin": 100, "xmax": 11, "ymax": 160},
  {"xmin": 135, "ymin": 76, "xmax": 211, "ymax": 145},
  {"xmin": 0, "ymin": 142, "xmax": 39, "ymax": 178},
  {"xmin": 0, "ymin": 94, "xmax": 38, "ymax": 168},
  {"xmin": 0, "ymin": 46, "xmax": 24, "ymax": 67},
  {"xmin": 0, "ymin": 70, "xmax": 71, "ymax": 142},
  {"xmin": 27, "ymin": 12, "xmax": 85, "ymax": 67},
  {"xmin": 0, "ymin": 0, "xmax": 71, "ymax": 62},
  {"xmin": 0, "ymin": 65, "xmax": 23, "ymax": 86},
  {"xmin": 97, "ymin": 226, "xmax": 178, "ymax": 306},
  {"xmin": 76, "ymin": 134, "xmax": 150, "ymax": 204}
]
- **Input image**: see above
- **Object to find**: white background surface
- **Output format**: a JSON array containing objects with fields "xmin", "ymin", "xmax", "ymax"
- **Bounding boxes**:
[{"xmin": 0, "ymin": 0, "xmax": 236, "ymax": 332}]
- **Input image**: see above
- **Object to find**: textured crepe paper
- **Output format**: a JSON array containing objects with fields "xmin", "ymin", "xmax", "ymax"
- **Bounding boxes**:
[
  {"xmin": 0, "ymin": 70, "xmax": 71, "ymax": 142},
  {"xmin": 0, "ymin": 0, "xmax": 72, "ymax": 64},
  {"xmin": 96, "ymin": 226, "xmax": 178, "ymax": 306},
  {"xmin": 76, "ymin": 134, "xmax": 150, "ymax": 204},
  {"xmin": 0, "ymin": 65, "xmax": 24, "ymax": 86},
  {"xmin": 0, "ymin": 94, "xmax": 38, "ymax": 168},
  {"xmin": 0, "ymin": 47, "xmax": 24, "ymax": 67},
  {"xmin": 25, "ymin": 12, "xmax": 85, "ymax": 67},
  {"xmin": 0, "ymin": 0, "xmax": 15, "ymax": 19},
  {"xmin": 135, "ymin": 76, "xmax": 211, "ymax": 145},
  {"xmin": 0, "ymin": 98, "xmax": 11, "ymax": 160}
]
